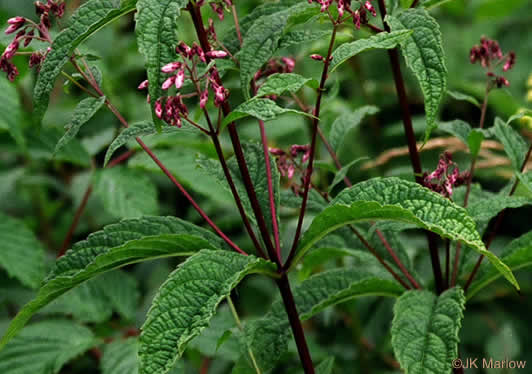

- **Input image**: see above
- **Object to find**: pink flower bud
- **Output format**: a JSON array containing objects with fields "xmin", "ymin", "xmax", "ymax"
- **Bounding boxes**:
[
  {"xmin": 138, "ymin": 80, "xmax": 149, "ymax": 90},
  {"xmin": 503, "ymin": 51, "xmax": 515, "ymax": 72},
  {"xmin": 176, "ymin": 41, "xmax": 192, "ymax": 57},
  {"xmin": 2, "ymin": 40, "xmax": 19, "ymax": 60},
  {"xmin": 310, "ymin": 54, "xmax": 324, "ymax": 61},
  {"xmin": 162, "ymin": 76, "xmax": 176, "ymax": 90},
  {"xmin": 281, "ymin": 57, "xmax": 295, "ymax": 72},
  {"xmin": 155, "ymin": 99, "xmax": 163, "ymax": 119},
  {"xmin": 161, "ymin": 61, "xmax": 182, "ymax": 73},
  {"xmin": 5, "ymin": 17, "xmax": 25, "ymax": 35},
  {"xmin": 210, "ymin": 3, "xmax": 225, "ymax": 21},
  {"xmin": 287, "ymin": 165, "xmax": 295, "ymax": 179},
  {"xmin": 175, "ymin": 69, "xmax": 185, "ymax": 89},
  {"xmin": 269, "ymin": 147, "xmax": 285, "ymax": 156},
  {"xmin": 364, "ymin": 1, "xmax": 377, "ymax": 17},
  {"xmin": 199, "ymin": 89, "xmax": 209, "ymax": 109},
  {"xmin": 192, "ymin": 43, "xmax": 206, "ymax": 63},
  {"xmin": 206, "ymin": 50, "xmax": 228, "ymax": 59}
]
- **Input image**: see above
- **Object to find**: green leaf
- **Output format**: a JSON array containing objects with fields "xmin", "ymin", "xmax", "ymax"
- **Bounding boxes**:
[
  {"xmin": 101, "ymin": 338, "xmax": 139, "ymax": 374},
  {"xmin": 248, "ymin": 267, "xmax": 404, "ymax": 371},
  {"xmin": 447, "ymin": 90, "xmax": 481, "ymax": 108},
  {"xmin": 239, "ymin": 3, "xmax": 311, "ymax": 99},
  {"xmin": 0, "ymin": 320, "xmax": 98, "ymax": 374},
  {"xmin": 329, "ymin": 106, "xmax": 379, "ymax": 152},
  {"xmin": 422, "ymin": 0, "xmax": 454, "ymax": 9},
  {"xmin": 94, "ymin": 167, "xmax": 159, "ymax": 218},
  {"xmin": 467, "ymin": 129, "xmax": 484, "ymax": 157},
  {"xmin": 0, "ymin": 213, "xmax": 46, "ymax": 289},
  {"xmin": 0, "ymin": 216, "xmax": 227, "ymax": 350},
  {"xmin": 0, "ymin": 77, "xmax": 25, "ymax": 148},
  {"xmin": 198, "ymin": 143, "xmax": 281, "ymax": 233},
  {"xmin": 330, "ymin": 30, "xmax": 413, "ymax": 72},
  {"xmin": 103, "ymin": 122, "xmax": 190, "ymax": 166},
  {"xmin": 467, "ymin": 195, "xmax": 531, "ymax": 235},
  {"xmin": 493, "ymin": 117, "xmax": 530, "ymax": 171},
  {"xmin": 386, "ymin": 9, "xmax": 447, "ymax": 141},
  {"xmin": 101, "ymin": 338, "xmax": 185, "ymax": 374},
  {"xmin": 221, "ymin": 98, "xmax": 314, "ymax": 130},
  {"xmin": 55, "ymin": 96, "xmax": 106, "ymax": 155},
  {"xmin": 33, "ymin": 0, "xmax": 136, "ymax": 123},
  {"xmin": 135, "ymin": 0, "xmax": 187, "ymax": 127},
  {"xmin": 467, "ymin": 231, "xmax": 532, "ymax": 298},
  {"xmin": 139, "ymin": 250, "xmax": 276, "ymax": 374},
  {"xmin": 278, "ymin": 29, "xmax": 331, "ymax": 49},
  {"xmin": 391, "ymin": 288, "xmax": 465, "ymax": 374},
  {"xmin": 256, "ymin": 73, "xmax": 318, "ymax": 97},
  {"xmin": 316, "ymin": 357, "xmax": 336, "ymax": 374},
  {"xmin": 328, "ymin": 157, "xmax": 368, "ymax": 193},
  {"xmin": 42, "ymin": 270, "xmax": 139, "ymax": 323},
  {"xmin": 293, "ymin": 178, "xmax": 519, "ymax": 291}
]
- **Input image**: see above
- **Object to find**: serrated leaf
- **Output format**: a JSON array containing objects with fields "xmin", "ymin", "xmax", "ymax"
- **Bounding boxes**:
[
  {"xmin": 329, "ymin": 105, "xmax": 379, "ymax": 152},
  {"xmin": 55, "ymin": 96, "xmax": 106, "ymax": 154},
  {"xmin": 33, "ymin": 0, "xmax": 136, "ymax": 123},
  {"xmin": 198, "ymin": 143, "xmax": 280, "ymax": 233},
  {"xmin": 0, "ymin": 320, "xmax": 98, "ymax": 374},
  {"xmin": 391, "ymin": 288, "xmax": 465, "ymax": 374},
  {"xmin": 447, "ymin": 90, "xmax": 481, "ymax": 108},
  {"xmin": 467, "ymin": 231, "xmax": 532, "ymax": 298},
  {"xmin": 103, "ymin": 122, "xmax": 190, "ymax": 166},
  {"xmin": 293, "ymin": 177, "xmax": 519, "ymax": 291},
  {"xmin": 248, "ymin": 267, "xmax": 404, "ymax": 371},
  {"xmin": 330, "ymin": 30, "xmax": 413, "ymax": 72},
  {"xmin": 222, "ymin": 98, "xmax": 314, "ymax": 129},
  {"xmin": 386, "ymin": 9, "xmax": 447, "ymax": 141},
  {"xmin": 0, "ymin": 216, "xmax": 227, "ymax": 349},
  {"xmin": 493, "ymin": 117, "xmax": 530, "ymax": 171},
  {"xmin": 0, "ymin": 76, "xmax": 25, "ymax": 148},
  {"xmin": 135, "ymin": 0, "xmax": 187, "ymax": 127},
  {"xmin": 239, "ymin": 3, "xmax": 311, "ymax": 99},
  {"xmin": 94, "ymin": 167, "xmax": 159, "ymax": 218},
  {"xmin": 0, "ymin": 213, "xmax": 46, "ymax": 289},
  {"xmin": 139, "ymin": 250, "xmax": 276, "ymax": 374},
  {"xmin": 256, "ymin": 73, "xmax": 318, "ymax": 97}
]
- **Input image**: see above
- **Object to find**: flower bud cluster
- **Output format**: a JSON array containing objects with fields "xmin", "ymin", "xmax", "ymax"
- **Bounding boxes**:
[
  {"xmin": 423, "ymin": 152, "xmax": 469, "ymax": 198},
  {"xmin": 139, "ymin": 41, "xmax": 229, "ymax": 127},
  {"xmin": 270, "ymin": 145, "xmax": 312, "ymax": 196},
  {"xmin": 308, "ymin": 0, "xmax": 376, "ymax": 27},
  {"xmin": 197, "ymin": 0, "xmax": 233, "ymax": 20},
  {"xmin": 1, "ymin": 0, "xmax": 64, "ymax": 81},
  {"xmin": 470, "ymin": 37, "xmax": 516, "ymax": 88}
]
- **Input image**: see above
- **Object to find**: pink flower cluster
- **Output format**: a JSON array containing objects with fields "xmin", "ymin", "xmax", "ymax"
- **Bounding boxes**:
[
  {"xmin": 270, "ymin": 145, "xmax": 312, "ymax": 196},
  {"xmin": 423, "ymin": 152, "xmax": 469, "ymax": 198},
  {"xmin": 138, "ymin": 41, "xmax": 229, "ymax": 127},
  {"xmin": 1, "ymin": 0, "xmax": 64, "ymax": 81},
  {"xmin": 470, "ymin": 37, "xmax": 516, "ymax": 88},
  {"xmin": 197, "ymin": 0, "xmax": 233, "ymax": 21},
  {"xmin": 308, "ymin": 0, "xmax": 376, "ymax": 28}
]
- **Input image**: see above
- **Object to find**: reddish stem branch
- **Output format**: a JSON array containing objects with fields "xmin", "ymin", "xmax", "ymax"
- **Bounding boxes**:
[
  {"xmin": 377, "ymin": 0, "xmax": 444, "ymax": 294},
  {"xmin": 286, "ymin": 26, "xmax": 338, "ymax": 269}
]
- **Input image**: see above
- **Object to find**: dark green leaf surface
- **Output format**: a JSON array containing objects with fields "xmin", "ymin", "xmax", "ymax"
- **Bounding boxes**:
[
  {"xmin": 387, "ymin": 9, "xmax": 447, "ymax": 141},
  {"xmin": 0, "ymin": 216, "xmax": 226, "ymax": 349},
  {"xmin": 139, "ymin": 250, "xmax": 275, "ymax": 374},
  {"xmin": 222, "ymin": 98, "xmax": 314, "ymax": 128},
  {"xmin": 330, "ymin": 30, "xmax": 413, "ymax": 72},
  {"xmin": 294, "ymin": 178, "xmax": 518, "ymax": 291},
  {"xmin": 135, "ymin": 0, "xmax": 187, "ymax": 126},
  {"xmin": 391, "ymin": 288, "xmax": 465, "ymax": 374}
]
